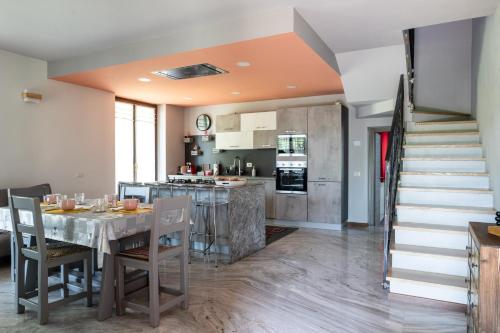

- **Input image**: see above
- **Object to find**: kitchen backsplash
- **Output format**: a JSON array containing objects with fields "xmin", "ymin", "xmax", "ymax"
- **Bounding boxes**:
[{"xmin": 184, "ymin": 136, "xmax": 276, "ymax": 177}]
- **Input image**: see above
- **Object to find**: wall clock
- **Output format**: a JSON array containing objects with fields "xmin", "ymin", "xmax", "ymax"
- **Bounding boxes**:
[{"xmin": 196, "ymin": 114, "xmax": 211, "ymax": 131}]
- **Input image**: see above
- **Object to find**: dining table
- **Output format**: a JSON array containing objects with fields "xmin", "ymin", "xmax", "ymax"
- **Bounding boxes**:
[{"xmin": 0, "ymin": 202, "xmax": 155, "ymax": 321}]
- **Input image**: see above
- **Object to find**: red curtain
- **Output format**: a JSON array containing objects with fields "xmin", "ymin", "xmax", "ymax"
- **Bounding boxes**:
[{"xmin": 380, "ymin": 132, "xmax": 390, "ymax": 182}]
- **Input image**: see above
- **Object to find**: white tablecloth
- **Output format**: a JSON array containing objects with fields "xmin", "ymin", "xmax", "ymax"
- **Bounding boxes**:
[{"xmin": 0, "ymin": 206, "xmax": 153, "ymax": 254}]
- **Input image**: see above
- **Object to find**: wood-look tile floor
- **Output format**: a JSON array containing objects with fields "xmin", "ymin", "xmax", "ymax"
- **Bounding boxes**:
[{"xmin": 0, "ymin": 227, "xmax": 466, "ymax": 333}]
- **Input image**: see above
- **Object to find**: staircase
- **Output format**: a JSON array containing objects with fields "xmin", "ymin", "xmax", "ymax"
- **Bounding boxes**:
[{"xmin": 386, "ymin": 117, "xmax": 496, "ymax": 304}]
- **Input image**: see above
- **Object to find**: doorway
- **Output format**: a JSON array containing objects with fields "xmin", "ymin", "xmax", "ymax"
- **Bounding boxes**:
[{"xmin": 368, "ymin": 127, "xmax": 391, "ymax": 226}]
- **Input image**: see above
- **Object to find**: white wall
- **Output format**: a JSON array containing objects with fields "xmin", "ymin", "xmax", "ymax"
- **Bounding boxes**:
[
  {"xmin": 336, "ymin": 45, "xmax": 406, "ymax": 105},
  {"xmin": 0, "ymin": 49, "xmax": 115, "ymax": 197},
  {"xmin": 414, "ymin": 19, "xmax": 473, "ymax": 113},
  {"xmin": 471, "ymin": 6, "xmax": 500, "ymax": 209}
]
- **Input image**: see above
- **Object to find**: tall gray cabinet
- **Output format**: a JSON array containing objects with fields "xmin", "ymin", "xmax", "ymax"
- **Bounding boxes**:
[{"xmin": 307, "ymin": 104, "xmax": 348, "ymax": 225}]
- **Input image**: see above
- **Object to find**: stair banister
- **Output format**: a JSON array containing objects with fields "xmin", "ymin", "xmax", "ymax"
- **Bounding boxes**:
[
  {"xmin": 404, "ymin": 29, "xmax": 415, "ymax": 112},
  {"xmin": 382, "ymin": 74, "xmax": 405, "ymax": 289}
]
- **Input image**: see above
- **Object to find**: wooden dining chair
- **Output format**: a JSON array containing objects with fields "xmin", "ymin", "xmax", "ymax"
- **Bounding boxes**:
[
  {"xmin": 7, "ymin": 184, "xmax": 52, "ymax": 283},
  {"xmin": 8, "ymin": 193, "xmax": 93, "ymax": 325},
  {"xmin": 115, "ymin": 195, "xmax": 191, "ymax": 327}
]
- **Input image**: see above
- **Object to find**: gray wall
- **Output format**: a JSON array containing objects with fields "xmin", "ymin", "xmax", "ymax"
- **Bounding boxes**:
[
  {"xmin": 471, "ymin": 6, "xmax": 500, "ymax": 210},
  {"xmin": 347, "ymin": 108, "xmax": 392, "ymax": 223},
  {"xmin": 184, "ymin": 136, "xmax": 276, "ymax": 177},
  {"xmin": 414, "ymin": 19, "xmax": 472, "ymax": 113}
]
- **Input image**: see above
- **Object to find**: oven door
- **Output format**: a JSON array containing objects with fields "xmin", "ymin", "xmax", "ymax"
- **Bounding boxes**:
[
  {"xmin": 277, "ymin": 134, "xmax": 307, "ymax": 157},
  {"xmin": 276, "ymin": 167, "xmax": 307, "ymax": 193}
]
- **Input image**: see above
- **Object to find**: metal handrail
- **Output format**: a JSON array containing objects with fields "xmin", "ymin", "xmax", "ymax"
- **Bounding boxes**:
[
  {"xmin": 382, "ymin": 74, "xmax": 405, "ymax": 289},
  {"xmin": 404, "ymin": 29, "xmax": 415, "ymax": 112}
]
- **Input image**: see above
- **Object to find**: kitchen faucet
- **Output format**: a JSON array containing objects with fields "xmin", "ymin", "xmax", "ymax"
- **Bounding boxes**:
[{"xmin": 233, "ymin": 156, "xmax": 241, "ymax": 176}]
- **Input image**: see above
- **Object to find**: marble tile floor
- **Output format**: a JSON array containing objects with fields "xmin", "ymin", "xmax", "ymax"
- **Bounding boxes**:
[{"xmin": 0, "ymin": 227, "xmax": 466, "ymax": 333}]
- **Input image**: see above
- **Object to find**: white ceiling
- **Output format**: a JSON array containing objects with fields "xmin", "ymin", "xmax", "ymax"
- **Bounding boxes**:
[{"xmin": 0, "ymin": 0, "xmax": 498, "ymax": 61}]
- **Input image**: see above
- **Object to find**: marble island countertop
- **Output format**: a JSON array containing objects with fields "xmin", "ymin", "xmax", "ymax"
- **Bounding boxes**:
[
  {"xmin": 168, "ymin": 174, "xmax": 275, "ymax": 181},
  {"xmin": 123, "ymin": 181, "xmax": 266, "ymax": 263}
]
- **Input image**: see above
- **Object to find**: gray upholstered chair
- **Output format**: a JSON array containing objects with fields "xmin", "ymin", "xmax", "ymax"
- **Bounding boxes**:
[
  {"xmin": 9, "ymin": 193, "xmax": 93, "ymax": 325},
  {"xmin": 118, "ymin": 182, "xmax": 153, "ymax": 203},
  {"xmin": 115, "ymin": 196, "xmax": 190, "ymax": 327}
]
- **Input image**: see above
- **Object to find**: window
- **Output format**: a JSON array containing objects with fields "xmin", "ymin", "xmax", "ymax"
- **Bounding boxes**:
[{"xmin": 115, "ymin": 98, "xmax": 157, "ymax": 186}]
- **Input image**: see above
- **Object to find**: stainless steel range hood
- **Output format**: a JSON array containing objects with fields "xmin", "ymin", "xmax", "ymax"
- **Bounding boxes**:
[{"xmin": 152, "ymin": 63, "xmax": 228, "ymax": 80}]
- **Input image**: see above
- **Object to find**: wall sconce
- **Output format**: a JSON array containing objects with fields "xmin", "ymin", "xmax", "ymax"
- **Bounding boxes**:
[{"xmin": 21, "ymin": 89, "xmax": 42, "ymax": 103}]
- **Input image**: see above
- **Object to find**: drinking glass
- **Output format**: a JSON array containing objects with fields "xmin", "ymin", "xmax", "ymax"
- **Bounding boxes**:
[
  {"xmin": 74, "ymin": 193, "xmax": 85, "ymax": 205},
  {"xmin": 104, "ymin": 194, "xmax": 118, "ymax": 208},
  {"xmin": 56, "ymin": 195, "xmax": 68, "ymax": 209},
  {"xmin": 94, "ymin": 198, "xmax": 108, "ymax": 212},
  {"xmin": 43, "ymin": 194, "xmax": 59, "ymax": 205}
]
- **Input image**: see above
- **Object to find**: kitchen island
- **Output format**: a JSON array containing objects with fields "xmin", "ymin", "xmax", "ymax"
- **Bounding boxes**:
[{"xmin": 141, "ymin": 181, "xmax": 266, "ymax": 263}]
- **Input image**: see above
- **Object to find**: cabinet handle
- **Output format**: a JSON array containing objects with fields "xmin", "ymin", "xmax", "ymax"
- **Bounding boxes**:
[
  {"xmin": 317, "ymin": 183, "xmax": 326, "ymax": 186},
  {"xmin": 471, "ymin": 263, "xmax": 478, "ymax": 268},
  {"xmin": 229, "ymin": 145, "xmax": 239, "ymax": 148},
  {"xmin": 262, "ymin": 144, "xmax": 271, "ymax": 147},
  {"xmin": 318, "ymin": 177, "xmax": 327, "ymax": 180},
  {"xmin": 285, "ymin": 130, "xmax": 297, "ymax": 133}
]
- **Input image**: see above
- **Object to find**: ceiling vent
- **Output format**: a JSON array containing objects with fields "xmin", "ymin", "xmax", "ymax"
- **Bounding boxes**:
[{"xmin": 152, "ymin": 63, "xmax": 228, "ymax": 80}]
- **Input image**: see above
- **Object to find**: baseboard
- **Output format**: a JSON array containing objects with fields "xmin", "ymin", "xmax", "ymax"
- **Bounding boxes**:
[
  {"xmin": 346, "ymin": 222, "xmax": 369, "ymax": 228},
  {"xmin": 266, "ymin": 219, "xmax": 343, "ymax": 230}
]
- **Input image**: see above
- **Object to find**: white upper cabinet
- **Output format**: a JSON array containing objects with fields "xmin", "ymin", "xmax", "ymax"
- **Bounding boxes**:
[
  {"xmin": 215, "ymin": 131, "xmax": 253, "ymax": 150},
  {"xmin": 240, "ymin": 111, "xmax": 276, "ymax": 131}
]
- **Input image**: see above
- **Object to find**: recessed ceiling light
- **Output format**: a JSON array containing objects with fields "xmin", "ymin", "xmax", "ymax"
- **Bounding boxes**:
[
  {"xmin": 286, "ymin": 84, "xmax": 297, "ymax": 89},
  {"xmin": 236, "ymin": 61, "xmax": 251, "ymax": 67},
  {"xmin": 138, "ymin": 77, "xmax": 151, "ymax": 82},
  {"xmin": 231, "ymin": 91, "xmax": 241, "ymax": 95},
  {"xmin": 184, "ymin": 97, "xmax": 193, "ymax": 100}
]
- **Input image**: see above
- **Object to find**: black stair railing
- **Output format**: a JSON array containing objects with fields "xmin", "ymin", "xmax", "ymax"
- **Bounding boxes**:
[
  {"xmin": 382, "ymin": 74, "xmax": 405, "ymax": 289},
  {"xmin": 404, "ymin": 29, "xmax": 415, "ymax": 112}
]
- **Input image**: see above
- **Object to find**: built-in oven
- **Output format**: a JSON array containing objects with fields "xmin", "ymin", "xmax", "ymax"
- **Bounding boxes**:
[
  {"xmin": 277, "ymin": 134, "xmax": 307, "ymax": 157},
  {"xmin": 276, "ymin": 161, "xmax": 307, "ymax": 194}
]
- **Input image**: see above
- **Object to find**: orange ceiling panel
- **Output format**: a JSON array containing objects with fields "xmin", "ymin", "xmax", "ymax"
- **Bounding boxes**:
[{"xmin": 53, "ymin": 32, "xmax": 343, "ymax": 106}]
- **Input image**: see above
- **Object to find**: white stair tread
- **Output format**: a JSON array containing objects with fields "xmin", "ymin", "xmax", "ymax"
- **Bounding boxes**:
[
  {"xmin": 396, "ymin": 203, "xmax": 496, "ymax": 214},
  {"xmin": 404, "ymin": 144, "xmax": 481, "ymax": 148},
  {"xmin": 394, "ymin": 222, "xmax": 468, "ymax": 234},
  {"xmin": 388, "ymin": 268, "xmax": 467, "ymax": 290},
  {"xmin": 412, "ymin": 108, "xmax": 470, "ymax": 116},
  {"xmin": 391, "ymin": 244, "xmax": 467, "ymax": 260},
  {"xmin": 415, "ymin": 120, "xmax": 477, "ymax": 125},
  {"xmin": 397, "ymin": 186, "xmax": 493, "ymax": 193},
  {"xmin": 402, "ymin": 157, "xmax": 486, "ymax": 161},
  {"xmin": 406, "ymin": 131, "xmax": 479, "ymax": 136},
  {"xmin": 400, "ymin": 171, "xmax": 488, "ymax": 176}
]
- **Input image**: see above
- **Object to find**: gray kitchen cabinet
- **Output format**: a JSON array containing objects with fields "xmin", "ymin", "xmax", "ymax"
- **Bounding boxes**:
[
  {"xmin": 308, "ymin": 104, "xmax": 342, "ymax": 182},
  {"xmin": 215, "ymin": 114, "xmax": 240, "ymax": 132},
  {"xmin": 253, "ymin": 130, "xmax": 277, "ymax": 149},
  {"xmin": 264, "ymin": 179, "xmax": 276, "ymax": 219},
  {"xmin": 277, "ymin": 107, "xmax": 307, "ymax": 134},
  {"xmin": 307, "ymin": 182, "xmax": 341, "ymax": 224},
  {"xmin": 275, "ymin": 193, "xmax": 307, "ymax": 221}
]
